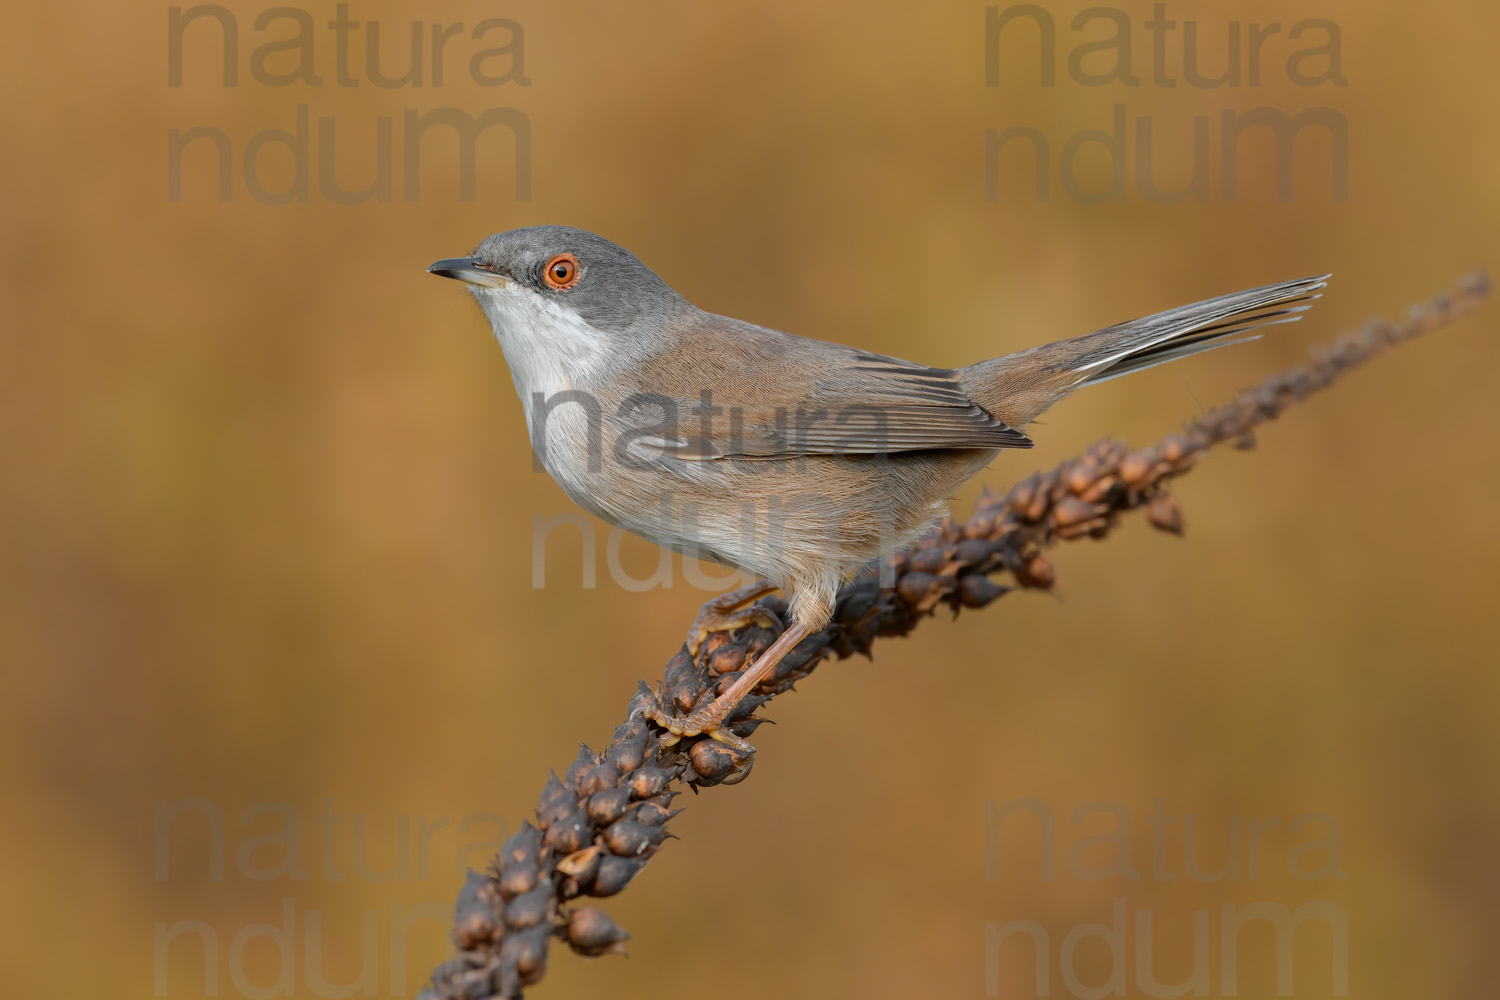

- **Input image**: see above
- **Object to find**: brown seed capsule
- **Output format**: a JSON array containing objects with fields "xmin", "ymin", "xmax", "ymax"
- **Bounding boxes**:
[
  {"xmin": 590, "ymin": 854, "xmax": 647, "ymax": 897},
  {"xmin": 543, "ymin": 807, "xmax": 590, "ymax": 855},
  {"xmin": 453, "ymin": 909, "xmax": 495, "ymax": 950},
  {"xmin": 1008, "ymin": 474, "xmax": 1039, "ymax": 514},
  {"xmin": 498, "ymin": 859, "xmax": 540, "ymax": 900},
  {"xmin": 452, "ymin": 870, "xmax": 498, "ymax": 947},
  {"xmin": 587, "ymin": 785, "xmax": 632, "ymax": 827},
  {"xmin": 630, "ymin": 800, "xmax": 674, "ymax": 827},
  {"xmin": 506, "ymin": 924, "xmax": 552, "ymax": 985},
  {"xmin": 909, "ymin": 547, "xmax": 949, "ymax": 574},
  {"xmin": 556, "ymin": 844, "xmax": 602, "ymax": 884},
  {"xmin": 1053, "ymin": 494, "xmax": 1101, "ymax": 528},
  {"xmin": 606, "ymin": 722, "xmax": 648, "ymax": 772},
  {"xmin": 535, "ymin": 773, "xmax": 569, "ymax": 821},
  {"xmin": 1066, "ymin": 461, "xmax": 1099, "ymax": 494},
  {"xmin": 503, "ymin": 883, "xmax": 554, "ymax": 930},
  {"xmin": 708, "ymin": 645, "xmax": 746, "ymax": 676},
  {"xmin": 895, "ymin": 571, "xmax": 938, "ymax": 607},
  {"xmin": 628, "ymin": 766, "xmax": 670, "ymax": 800},
  {"xmin": 564, "ymin": 745, "xmax": 599, "ymax": 791},
  {"xmin": 1018, "ymin": 554, "xmax": 1055, "ymax": 589},
  {"xmin": 604, "ymin": 818, "xmax": 666, "ymax": 858},
  {"xmin": 957, "ymin": 573, "xmax": 1009, "ymax": 608},
  {"xmin": 689, "ymin": 739, "xmax": 749, "ymax": 784},
  {"xmin": 536, "ymin": 788, "xmax": 580, "ymax": 831},
  {"xmin": 499, "ymin": 825, "xmax": 542, "ymax": 871},
  {"xmin": 565, "ymin": 907, "xmax": 631, "ymax": 957},
  {"xmin": 954, "ymin": 537, "xmax": 998, "ymax": 568},
  {"xmin": 577, "ymin": 763, "xmax": 620, "ymax": 798},
  {"xmin": 1146, "ymin": 493, "xmax": 1184, "ymax": 534}
]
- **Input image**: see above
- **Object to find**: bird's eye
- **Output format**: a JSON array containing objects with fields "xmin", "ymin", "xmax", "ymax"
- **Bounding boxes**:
[{"xmin": 542, "ymin": 253, "xmax": 580, "ymax": 290}]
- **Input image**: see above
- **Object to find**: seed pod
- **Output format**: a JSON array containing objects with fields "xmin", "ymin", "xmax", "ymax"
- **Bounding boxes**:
[
  {"xmin": 587, "ymin": 785, "xmax": 632, "ymax": 826},
  {"xmin": 836, "ymin": 577, "xmax": 883, "ymax": 624},
  {"xmin": 498, "ymin": 825, "xmax": 542, "ymax": 872},
  {"xmin": 1147, "ymin": 493, "xmax": 1184, "ymax": 534},
  {"xmin": 505, "ymin": 924, "xmax": 552, "ymax": 986},
  {"xmin": 1018, "ymin": 554, "xmax": 1055, "ymax": 589},
  {"xmin": 1053, "ymin": 494, "xmax": 1101, "ymax": 528},
  {"xmin": 909, "ymin": 546, "xmax": 949, "ymax": 574},
  {"xmin": 1066, "ymin": 460, "xmax": 1099, "ymax": 494},
  {"xmin": 452, "ymin": 870, "xmax": 498, "ymax": 948},
  {"xmin": 503, "ymin": 883, "xmax": 554, "ymax": 930},
  {"xmin": 895, "ymin": 571, "xmax": 937, "ymax": 607},
  {"xmin": 536, "ymin": 787, "xmax": 580, "ymax": 831},
  {"xmin": 605, "ymin": 722, "xmax": 649, "ymax": 772},
  {"xmin": 957, "ymin": 573, "xmax": 1009, "ymax": 608},
  {"xmin": 963, "ymin": 509, "xmax": 997, "ymax": 539},
  {"xmin": 564, "ymin": 745, "xmax": 598, "ymax": 791},
  {"xmin": 628, "ymin": 766, "xmax": 670, "ymax": 800},
  {"xmin": 604, "ymin": 818, "xmax": 668, "ymax": 858},
  {"xmin": 589, "ymin": 854, "xmax": 647, "ymax": 897},
  {"xmin": 535, "ymin": 772, "xmax": 569, "ymax": 822},
  {"xmin": 577, "ymin": 763, "xmax": 620, "ymax": 798},
  {"xmin": 689, "ymin": 739, "xmax": 750, "ymax": 785},
  {"xmin": 1119, "ymin": 450, "xmax": 1153, "ymax": 487},
  {"xmin": 565, "ymin": 907, "xmax": 631, "ymax": 957},
  {"xmin": 543, "ymin": 807, "xmax": 590, "ymax": 855},
  {"xmin": 497, "ymin": 859, "xmax": 540, "ymax": 900},
  {"xmin": 707, "ymin": 645, "xmax": 745, "ymax": 676},
  {"xmin": 629, "ymin": 800, "xmax": 675, "ymax": 827},
  {"xmin": 556, "ymin": 844, "xmax": 602, "ymax": 884},
  {"xmin": 1008, "ymin": 474, "xmax": 1039, "ymax": 514},
  {"xmin": 953, "ymin": 537, "xmax": 998, "ymax": 568}
]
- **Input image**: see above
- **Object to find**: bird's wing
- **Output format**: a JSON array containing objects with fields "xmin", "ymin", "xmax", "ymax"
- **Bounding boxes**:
[{"xmin": 620, "ymin": 321, "xmax": 1032, "ymax": 461}]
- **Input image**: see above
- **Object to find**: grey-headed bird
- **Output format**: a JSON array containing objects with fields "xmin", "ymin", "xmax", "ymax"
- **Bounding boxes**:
[{"xmin": 429, "ymin": 226, "xmax": 1326, "ymax": 749}]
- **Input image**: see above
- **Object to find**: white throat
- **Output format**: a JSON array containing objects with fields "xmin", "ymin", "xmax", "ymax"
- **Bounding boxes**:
[{"xmin": 471, "ymin": 283, "xmax": 616, "ymax": 405}]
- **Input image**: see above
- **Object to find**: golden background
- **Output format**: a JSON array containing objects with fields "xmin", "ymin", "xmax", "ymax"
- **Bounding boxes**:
[{"xmin": 3, "ymin": 1, "xmax": 1497, "ymax": 997}]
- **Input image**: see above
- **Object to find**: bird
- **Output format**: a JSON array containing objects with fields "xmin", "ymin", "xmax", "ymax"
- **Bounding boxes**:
[{"xmin": 428, "ymin": 226, "xmax": 1327, "ymax": 752}]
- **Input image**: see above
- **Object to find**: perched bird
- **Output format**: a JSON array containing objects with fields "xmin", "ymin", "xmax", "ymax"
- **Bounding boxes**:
[{"xmin": 429, "ymin": 226, "xmax": 1326, "ymax": 750}]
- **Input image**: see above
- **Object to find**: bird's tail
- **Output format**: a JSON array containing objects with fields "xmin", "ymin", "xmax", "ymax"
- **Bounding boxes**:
[{"xmin": 962, "ymin": 275, "xmax": 1330, "ymax": 427}]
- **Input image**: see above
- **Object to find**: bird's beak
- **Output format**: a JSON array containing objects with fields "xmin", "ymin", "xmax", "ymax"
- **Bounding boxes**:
[{"xmin": 426, "ymin": 257, "xmax": 508, "ymax": 288}]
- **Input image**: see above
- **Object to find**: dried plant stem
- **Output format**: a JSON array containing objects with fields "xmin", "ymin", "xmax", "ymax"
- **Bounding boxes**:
[{"xmin": 422, "ymin": 273, "xmax": 1489, "ymax": 1000}]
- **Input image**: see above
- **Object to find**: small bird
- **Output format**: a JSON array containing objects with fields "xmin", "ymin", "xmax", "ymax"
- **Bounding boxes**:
[{"xmin": 429, "ymin": 226, "xmax": 1326, "ymax": 750}]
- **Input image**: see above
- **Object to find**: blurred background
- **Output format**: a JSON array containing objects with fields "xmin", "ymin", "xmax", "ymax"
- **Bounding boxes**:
[{"xmin": 2, "ymin": 1, "xmax": 1497, "ymax": 997}]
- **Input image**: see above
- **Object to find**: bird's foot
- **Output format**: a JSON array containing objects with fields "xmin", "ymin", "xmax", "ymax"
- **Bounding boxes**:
[
  {"xmin": 685, "ymin": 579, "xmax": 781, "ymax": 662},
  {"xmin": 642, "ymin": 694, "xmax": 753, "ymax": 753}
]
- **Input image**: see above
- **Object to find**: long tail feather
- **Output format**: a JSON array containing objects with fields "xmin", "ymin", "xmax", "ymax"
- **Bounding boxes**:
[{"xmin": 963, "ymin": 275, "xmax": 1331, "ymax": 426}]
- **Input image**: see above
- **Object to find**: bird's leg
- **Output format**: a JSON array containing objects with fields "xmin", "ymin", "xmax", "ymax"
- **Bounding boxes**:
[
  {"xmin": 645, "ymin": 620, "xmax": 811, "ymax": 753},
  {"xmin": 684, "ymin": 579, "xmax": 781, "ymax": 662}
]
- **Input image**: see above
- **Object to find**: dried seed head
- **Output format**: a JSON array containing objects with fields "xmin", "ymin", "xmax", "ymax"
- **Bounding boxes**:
[
  {"xmin": 565, "ymin": 907, "xmax": 631, "ymax": 957},
  {"xmin": 1147, "ymin": 493, "xmax": 1184, "ymax": 534},
  {"xmin": 604, "ymin": 818, "xmax": 667, "ymax": 858},
  {"xmin": 589, "ymin": 854, "xmax": 647, "ymax": 897},
  {"xmin": 497, "ymin": 859, "xmax": 540, "ymax": 901},
  {"xmin": 503, "ymin": 883, "xmax": 555, "ymax": 931},
  {"xmin": 577, "ymin": 763, "xmax": 621, "ymax": 798},
  {"xmin": 957, "ymin": 573, "xmax": 1009, "ymax": 608},
  {"xmin": 689, "ymin": 739, "xmax": 751, "ymax": 785},
  {"xmin": 1053, "ymin": 495, "xmax": 1102, "ymax": 528},
  {"xmin": 1019, "ymin": 554, "xmax": 1055, "ymax": 589},
  {"xmin": 543, "ymin": 807, "xmax": 590, "ymax": 855},
  {"xmin": 499, "ymin": 825, "xmax": 542, "ymax": 871},
  {"xmin": 564, "ymin": 745, "xmax": 599, "ymax": 791},
  {"xmin": 628, "ymin": 766, "xmax": 670, "ymax": 800},
  {"xmin": 586, "ymin": 785, "xmax": 633, "ymax": 827},
  {"xmin": 556, "ymin": 844, "xmax": 603, "ymax": 882},
  {"xmin": 1119, "ymin": 451, "xmax": 1153, "ymax": 487}
]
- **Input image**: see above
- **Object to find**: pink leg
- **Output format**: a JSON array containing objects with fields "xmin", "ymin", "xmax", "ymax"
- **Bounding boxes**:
[{"xmin": 644, "ymin": 621, "xmax": 811, "ymax": 752}]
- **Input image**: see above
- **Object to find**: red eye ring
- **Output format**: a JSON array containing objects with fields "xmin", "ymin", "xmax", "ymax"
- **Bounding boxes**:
[{"xmin": 542, "ymin": 253, "xmax": 580, "ymax": 290}]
